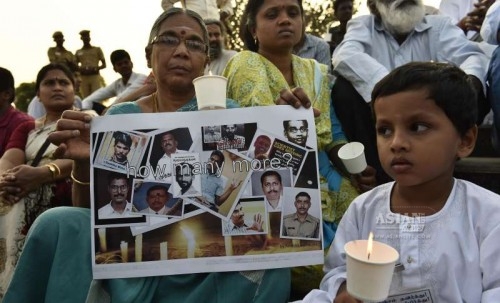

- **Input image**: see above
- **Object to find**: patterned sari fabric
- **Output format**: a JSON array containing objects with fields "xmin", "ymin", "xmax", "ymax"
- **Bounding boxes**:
[
  {"xmin": 224, "ymin": 51, "xmax": 360, "ymax": 297},
  {"xmin": 4, "ymin": 99, "xmax": 291, "ymax": 303},
  {"xmin": 0, "ymin": 123, "xmax": 72, "ymax": 298}
]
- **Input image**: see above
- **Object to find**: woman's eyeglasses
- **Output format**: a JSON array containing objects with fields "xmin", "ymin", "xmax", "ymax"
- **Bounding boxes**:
[{"xmin": 152, "ymin": 34, "xmax": 207, "ymax": 54}]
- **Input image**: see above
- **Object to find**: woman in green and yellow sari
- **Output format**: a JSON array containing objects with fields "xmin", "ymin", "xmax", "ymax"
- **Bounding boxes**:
[{"xmin": 223, "ymin": 0, "xmax": 377, "ymax": 299}]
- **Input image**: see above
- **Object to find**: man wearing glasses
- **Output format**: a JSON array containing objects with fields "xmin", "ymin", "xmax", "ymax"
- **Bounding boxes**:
[
  {"xmin": 98, "ymin": 172, "xmax": 138, "ymax": 219},
  {"xmin": 283, "ymin": 119, "xmax": 309, "ymax": 147}
]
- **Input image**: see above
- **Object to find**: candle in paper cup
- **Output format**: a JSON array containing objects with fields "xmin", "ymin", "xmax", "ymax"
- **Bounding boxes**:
[
  {"xmin": 120, "ymin": 241, "xmax": 129, "ymax": 263},
  {"xmin": 135, "ymin": 234, "xmax": 143, "ymax": 262},
  {"xmin": 97, "ymin": 228, "xmax": 107, "ymax": 252},
  {"xmin": 160, "ymin": 242, "xmax": 168, "ymax": 260},
  {"xmin": 338, "ymin": 142, "xmax": 367, "ymax": 174},
  {"xmin": 344, "ymin": 234, "xmax": 399, "ymax": 301},
  {"xmin": 193, "ymin": 75, "xmax": 227, "ymax": 110}
]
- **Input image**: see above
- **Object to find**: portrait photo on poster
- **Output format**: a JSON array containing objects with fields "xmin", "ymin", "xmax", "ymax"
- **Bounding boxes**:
[
  {"xmin": 131, "ymin": 180, "xmax": 184, "ymax": 217},
  {"xmin": 185, "ymin": 149, "xmax": 252, "ymax": 220},
  {"xmin": 223, "ymin": 197, "xmax": 268, "ymax": 236},
  {"xmin": 146, "ymin": 127, "xmax": 194, "ymax": 183},
  {"xmin": 93, "ymin": 130, "xmax": 149, "ymax": 174},
  {"xmin": 92, "ymin": 167, "xmax": 146, "ymax": 227},
  {"xmin": 249, "ymin": 167, "xmax": 293, "ymax": 213},
  {"xmin": 280, "ymin": 187, "xmax": 321, "ymax": 240}
]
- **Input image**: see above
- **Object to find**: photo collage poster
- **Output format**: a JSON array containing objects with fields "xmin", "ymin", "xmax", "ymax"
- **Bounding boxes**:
[{"xmin": 90, "ymin": 106, "xmax": 324, "ymax": 279}]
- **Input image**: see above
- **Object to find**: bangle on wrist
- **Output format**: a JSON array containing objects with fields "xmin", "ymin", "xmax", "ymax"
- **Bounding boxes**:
[
  {"xmin": 45, "ymin": 163, "xmax": 61, "ymax": 179},
  {"xmin": 71, "ymin": 171, "xmax": 90, "ymax": 186}
]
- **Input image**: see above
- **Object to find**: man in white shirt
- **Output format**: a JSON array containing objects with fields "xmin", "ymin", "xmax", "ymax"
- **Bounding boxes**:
[
  {"xmin": 81, "ymin": 49, "xmax": 147, "ymax": 112},
  {"xmin": 98, "ymin": 173, "xmax": 138, "ymax": 219},
  {"xmin": 482, "ymin": 1, "xmax": 500, "ymax": 152},
  {"xmin": 153, "ymin": 131, "xmax": 188, "ymax": 182},
  {"xmin": 331, "ymin": 0, "xmax": 490, "ymax": 183},
  {"xmin": 140, "ymin": 185, "xmax": 172, "ymax": 215},
  {"xmin": 223, "ymin": 202, "xmax": 264, "ymax": 235},
  {"xmin": 203, "ymin": 19, "xmax": 237, "ymax": 76},
  {"xmin": 260, "ymin": 170, "xmax": 283, "ymax": 212},
  {"xmin": 174, "ymin": 162, "xmax": 199, "ymax": 197}
]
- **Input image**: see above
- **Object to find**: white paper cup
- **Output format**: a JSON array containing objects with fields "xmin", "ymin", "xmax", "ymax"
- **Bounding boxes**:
[
  {"xmin": 338, "ymin": 142, "xmax": 367, "ymax": 174},
  {"xmin": 344, "ymin": 240, "xmax": 399, "ymax": 302},
  {"xmin": 193, "ymin": 75, "xmax": 227, "ymax": 110}
]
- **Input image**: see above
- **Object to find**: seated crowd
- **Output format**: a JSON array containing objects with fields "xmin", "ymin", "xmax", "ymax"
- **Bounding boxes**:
[{"xmin": 0, "ymin": 0, "xmax": 499, "ymax": 301}]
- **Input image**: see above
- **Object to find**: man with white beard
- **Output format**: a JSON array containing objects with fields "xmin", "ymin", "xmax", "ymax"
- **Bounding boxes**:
[
  {"xmin": 330, "ymin": 0, "xmax": 490, "ymax": 184},
  {"xmin": 203, "ymin": 19, "xmax": 237, "ymax": 76}
]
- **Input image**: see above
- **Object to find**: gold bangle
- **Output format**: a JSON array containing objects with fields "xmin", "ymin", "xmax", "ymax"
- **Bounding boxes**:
[
  {"xmin": 71, "ymin": 171, "xmax": 90, "ymax": 186},
  {"xmin": 44, "ymin": 163, "xmax": 61, "ymax": 179},
  {"xmin": 50, "ymin": 163, "xmax": 61, "ymax": 177}
]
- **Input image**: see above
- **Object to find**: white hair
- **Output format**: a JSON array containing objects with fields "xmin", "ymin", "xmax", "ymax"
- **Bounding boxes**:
[{"xmin": 376, "ymin": 0, "xmax": 425, "ymax": 35}]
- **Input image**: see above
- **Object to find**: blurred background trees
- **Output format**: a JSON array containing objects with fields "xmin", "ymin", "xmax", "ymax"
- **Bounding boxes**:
[{"xmin": 14, "ymin": 82, "xmax": 36, "ymax": 113}]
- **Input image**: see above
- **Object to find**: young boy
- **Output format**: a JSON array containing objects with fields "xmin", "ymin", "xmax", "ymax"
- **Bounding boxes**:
[{"xmin": 302, "ymin": 62, "xmax": 500, "ymax": 302}]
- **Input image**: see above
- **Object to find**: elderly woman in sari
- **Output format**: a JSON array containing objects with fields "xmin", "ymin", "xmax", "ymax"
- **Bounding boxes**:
[
  {"xmin": 3, "ymin": 9, "xmax": 290, "ymax": 303},
  {"xmin": 0, "ymin": 63, "xmax": 75, "ymax": 297},
  {"xmin": 222, "ymin": 0, "xmax": 376, "ymax": 298}
]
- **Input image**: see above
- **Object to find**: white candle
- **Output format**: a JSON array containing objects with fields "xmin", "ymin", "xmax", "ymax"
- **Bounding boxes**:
[
  {"xmin": 120, "ymin": 241, "xmax": 128, "ymax": 263},
  {"xmin": 135, "ymin": 234, "xmax": 143, "ymax": 262},
  {"xmin": 344, "ymin": 235, "xmax": 399, "ymax": 302},
  {"xmin": 98, "ymin": 228, "xmax": 107, "ymax": 252},
  {"xmin": 160, "ymin": 242, "xmax": 168, "ymax": 260},
  {"xmin": 224, "ymin": 236, "xmax": 233, "ymax": 256},
  {"xmin": 181, "ymin": 227, "xmax": 196, "ymax": 258}
]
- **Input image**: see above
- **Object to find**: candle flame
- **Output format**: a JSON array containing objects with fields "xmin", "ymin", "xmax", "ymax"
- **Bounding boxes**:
[
  {"xmin": 208, "ymin": 70, "xmax": 213, "ymax": 76},
  {"xmin": 367, "ymin": 232, "xmax": 374, "ymax": 260}
]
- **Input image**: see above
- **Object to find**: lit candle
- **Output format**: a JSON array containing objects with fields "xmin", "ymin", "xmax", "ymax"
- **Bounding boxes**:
[
  {"xmin": 135, "ymin": 234, "xmax": 143, "ymax": 262},
  {"xmin": 120, "ymin": 241, "xmax": 128, "ymax": 263},
  {"xmin": 181, "ymin": 227, "xmax": 195, "ymax": 258},
  {"xmin": 344, "ymin": 233, "xmax": 399, "ymax": 301},
  {"xmin": 160, "ymin": 242, "xmax": 168, "ymax": 260},
  {"xmin": 224, "ymin": 236, "xmax": 233, "ymax": 256},
  {"xmin": 98, "ymin": 228, "xmax": 107, "ymax": 252}
]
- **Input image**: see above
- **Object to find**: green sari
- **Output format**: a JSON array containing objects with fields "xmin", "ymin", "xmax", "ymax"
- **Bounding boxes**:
[{"xmin": 224, "ymin": 51, "xmax": 360, "ymax": 298}]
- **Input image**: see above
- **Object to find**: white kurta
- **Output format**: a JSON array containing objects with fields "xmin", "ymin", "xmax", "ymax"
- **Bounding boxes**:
[{"xmin": 302, "ymin": 179, "xmax": 500, "ymax": 302}]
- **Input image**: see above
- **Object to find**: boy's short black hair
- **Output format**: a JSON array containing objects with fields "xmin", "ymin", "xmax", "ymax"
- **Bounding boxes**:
[
  {"xmin": 371, "ymin": 62, "xmax": 477, "ymax": 136},
  {"xmin": 110, "ymin": 49, "xmax": 131, "ymax": 66}
]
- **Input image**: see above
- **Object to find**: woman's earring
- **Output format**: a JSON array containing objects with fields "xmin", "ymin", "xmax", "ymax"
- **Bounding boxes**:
[{"xmin": 254, "ymin": 36, "xmax": 258, "ymax": 45}]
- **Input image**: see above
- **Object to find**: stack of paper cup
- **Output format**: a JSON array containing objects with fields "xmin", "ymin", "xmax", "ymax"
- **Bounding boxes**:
[
  {"xmin": 193, "ymin": 75, "xmax": 227, "ymax": 110},
  {"xmin": 344, "ymin": 240, "xmax": 399, "ymax": 301},
  {"xmin": 338, "ymin": 142, "xmax": 367, "ymax": 174}
]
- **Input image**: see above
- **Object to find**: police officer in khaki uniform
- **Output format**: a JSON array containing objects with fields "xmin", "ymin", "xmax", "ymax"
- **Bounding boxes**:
[
  {"xmin": 75, "ymin": 30, "xmax": 106, "ymax": 98},
  {"xmin": 282, "ymin": 191, "xmax": 320, "ymax": 238},
  {"xmin": 47, "ymin": 31, "xmax": 77, "ymax": 72}
]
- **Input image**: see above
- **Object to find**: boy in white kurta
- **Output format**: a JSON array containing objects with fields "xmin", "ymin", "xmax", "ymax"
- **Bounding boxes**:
[{"xmin": 302, "ymin": 62, "xmax": 500, "ymax": 302}]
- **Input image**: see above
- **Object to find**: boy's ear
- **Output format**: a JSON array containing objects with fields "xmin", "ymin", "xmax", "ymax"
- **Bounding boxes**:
[{"xmin": 457, "ymin": 125, "xmax": 478, "ymax": 159}]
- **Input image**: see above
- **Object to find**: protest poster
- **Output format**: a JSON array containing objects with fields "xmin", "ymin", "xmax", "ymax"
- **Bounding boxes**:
[{"xmin": 90, "ymin": 106, "xmax": 323, "ymax": 279}]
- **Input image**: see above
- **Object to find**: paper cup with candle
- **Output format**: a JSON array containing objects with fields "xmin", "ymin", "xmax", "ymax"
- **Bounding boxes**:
[
  {"xmin": 344, "ymin": 233, "xmax": 399, "ymax": 301},
  {"xmin": 193, "ymin": 74, "xmax": 227, "ymax": 110},
  {"xmin": 338, "ymin": 142, "xmax": 367, "ymax": 174}
]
